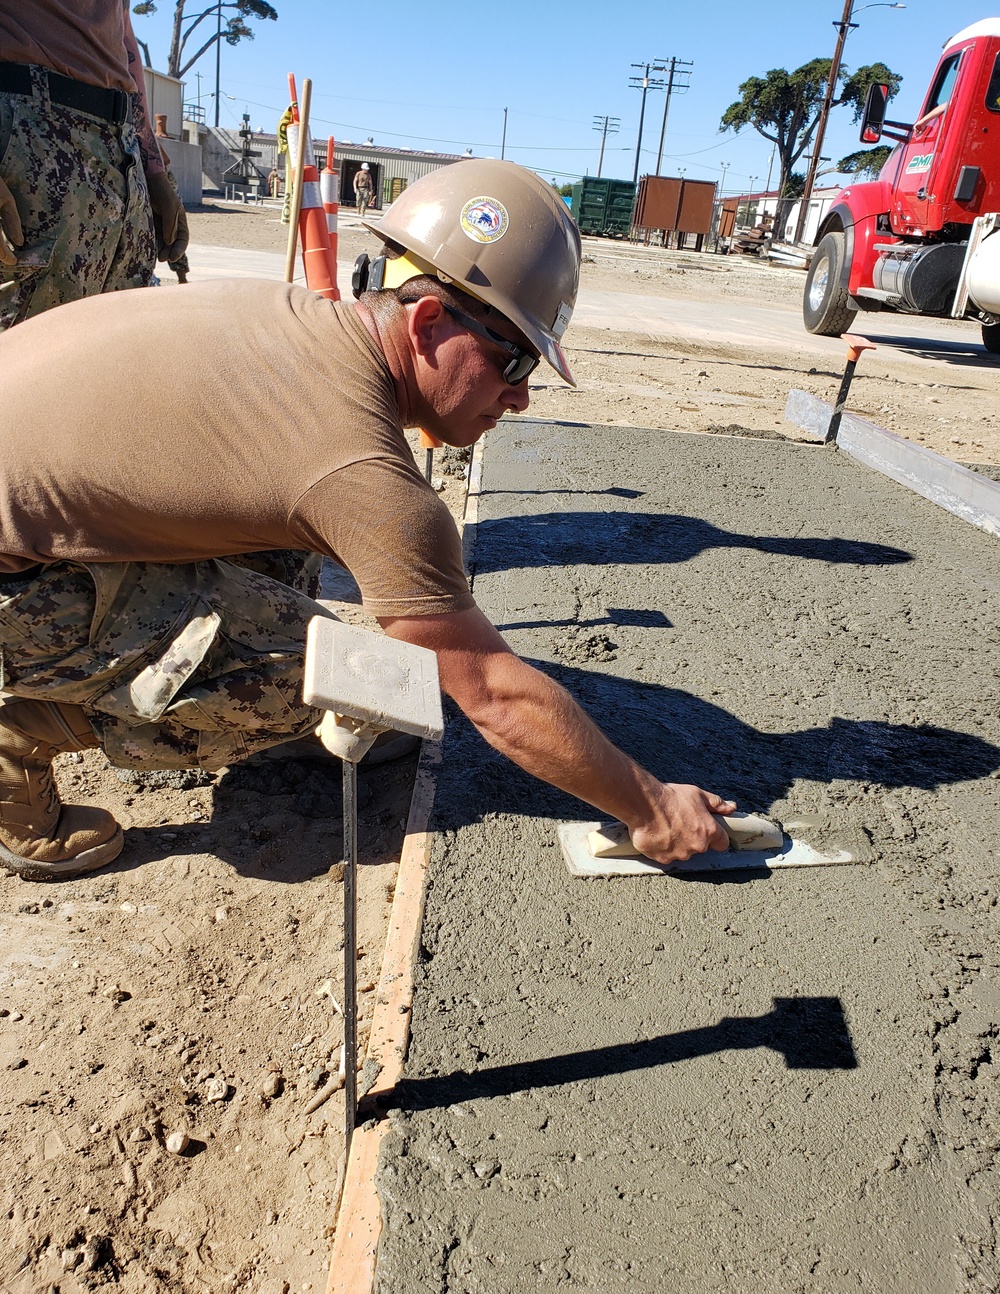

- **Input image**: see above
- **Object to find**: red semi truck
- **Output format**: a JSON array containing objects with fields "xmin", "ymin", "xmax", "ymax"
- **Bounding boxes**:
[{"xmin": 803, "ymin": 18, "xmax": 1000, "ymax": 353}]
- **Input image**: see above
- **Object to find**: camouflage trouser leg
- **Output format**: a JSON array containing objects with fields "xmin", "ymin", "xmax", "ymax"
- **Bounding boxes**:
[
  {"xmin": 228, "ymin": 551, "xmax": 325, "ymax": 601},
  {"xmin": 0, "ymin": 65, "xmax": 156, "ymax": 330},
  {"xmin": 0, "ymin": 560, "xmax": 335, "ymax": 771}
]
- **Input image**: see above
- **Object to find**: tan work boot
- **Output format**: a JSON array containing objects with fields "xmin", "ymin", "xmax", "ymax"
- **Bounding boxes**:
[{"xmin": 0, "ymin": 698, "xmax": 124, "ymax": 882}]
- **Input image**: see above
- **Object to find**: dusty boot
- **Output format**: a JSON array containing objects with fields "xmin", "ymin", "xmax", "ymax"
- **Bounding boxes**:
[{"xmin": 0, "ymin": 698, "xmax": 124, "ymax": 882}]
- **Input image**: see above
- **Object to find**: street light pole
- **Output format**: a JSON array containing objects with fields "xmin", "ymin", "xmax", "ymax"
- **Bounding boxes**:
[
  {"xmin": 793, "ymin": 0, "xmax": 905, "ymax": 245},
  {"xmin": 214, "ymin": 1, "xmax": 222, "ymax": 127}
]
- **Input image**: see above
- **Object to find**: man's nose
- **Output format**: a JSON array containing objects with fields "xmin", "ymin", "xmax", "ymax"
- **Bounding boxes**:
[{"xmin": 504, "ymin": 381, "xmax": 531, "ymax": 414}]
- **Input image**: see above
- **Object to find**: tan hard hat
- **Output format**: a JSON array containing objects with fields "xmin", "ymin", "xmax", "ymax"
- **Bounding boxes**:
[{"xmin": 364, "ymin": 159, "xmax": 581, "ymax": 385}]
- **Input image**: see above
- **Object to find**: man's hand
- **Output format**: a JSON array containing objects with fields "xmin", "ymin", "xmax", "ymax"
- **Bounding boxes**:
[
  {"xmin": 146, "ymin": 171, "xmax": 189, "ymax": 262},
  {"xmin": 0, "ymin": 174, "xmax": 24, "ymax": 268},
  {"xmin": 628, "ymin": 783, "xmax": 735, "ymax": 865},
  {"xmin": 380, "ymin": 606, "xmax": 736, "ymax": 865}
]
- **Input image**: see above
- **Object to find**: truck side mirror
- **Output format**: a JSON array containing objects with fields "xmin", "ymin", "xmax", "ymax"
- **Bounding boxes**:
[{"xmin": 860, "ymin": 83, "xmax": 889, "ymax": 143}]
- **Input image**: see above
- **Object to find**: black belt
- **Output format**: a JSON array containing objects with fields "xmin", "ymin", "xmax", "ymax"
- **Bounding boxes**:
[
  {"xmin": 0, "ymin": 564, "xmax": 44, "ymax": 586},
  {"xmin": 0, "ymin": 62, "xmax": 131, "ymax": 125}
]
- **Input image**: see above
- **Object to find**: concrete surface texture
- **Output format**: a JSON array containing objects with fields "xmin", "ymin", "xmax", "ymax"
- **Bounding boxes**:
[{"xmin": 374, "ymin": 420, "xmax": 1000, "ymax": 1291}]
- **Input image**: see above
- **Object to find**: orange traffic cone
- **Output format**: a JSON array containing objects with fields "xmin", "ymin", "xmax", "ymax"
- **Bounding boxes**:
[
  {"xmin": 298, "ymin": 164, "xmax": 339, "ymax": 301},
  {"xmin": 321, "ymin": 137, "xmax": 340, "ymax": 301}
]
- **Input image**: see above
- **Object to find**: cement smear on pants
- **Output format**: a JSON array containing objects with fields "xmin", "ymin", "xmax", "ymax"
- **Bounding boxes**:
[{"xmin": 375, "ymin": 420, "xmax": 1000, "ymax": 1292}]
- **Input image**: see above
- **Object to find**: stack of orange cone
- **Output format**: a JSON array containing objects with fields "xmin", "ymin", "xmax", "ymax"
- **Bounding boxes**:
[{"xmin": 297, "ymin": 164, "xmax": 340, "ymax": 301}]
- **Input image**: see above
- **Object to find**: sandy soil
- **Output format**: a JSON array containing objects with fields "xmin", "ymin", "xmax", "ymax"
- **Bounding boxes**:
[
  {"xmin": 2, "ymin": 198, "xmax": 997, "ymax": 1294},
  {"xmin": 183, "ymin": 199, "xmax": 1000, "ymax": 469}
]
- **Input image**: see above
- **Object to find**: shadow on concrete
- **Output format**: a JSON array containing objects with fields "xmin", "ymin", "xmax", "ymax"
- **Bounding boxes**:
[
  {"xmin": 495, "ymin": 608, "xmax": 672, "ymax": 632},
  {"xmin": 432, "ymin": 661, "xmax": 1000, "ymax": 831},
  {"xmin": 469, "ymin": 512, "xmax": 911, "ymax": 575},
  {"xmin": 386, "ymin": 997, "xmax": 856, "ymax": 1111},
  {"xmin": 480, "ymin": 487, "xmax": 644, "ymax": 500}
]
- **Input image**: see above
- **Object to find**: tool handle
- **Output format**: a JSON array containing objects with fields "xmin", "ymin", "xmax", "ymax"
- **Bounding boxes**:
[{"xmin": 588, "ymin": 812, "xmax": 782, "ymax": 860}]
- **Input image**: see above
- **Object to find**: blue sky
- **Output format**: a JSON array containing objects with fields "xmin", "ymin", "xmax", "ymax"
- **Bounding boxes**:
[{"xmin": 133, "ymin": 1, "xmax": 993, "ymax": 194}]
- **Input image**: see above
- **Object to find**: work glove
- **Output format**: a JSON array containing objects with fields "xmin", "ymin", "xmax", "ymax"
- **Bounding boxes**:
[
  {"xmin": 146, "ymin": 170, "xmax": 189, "ymax": 262},
  {"xmin": 0, "ymin": 173, "xmax": 24, "ymax": 268}
]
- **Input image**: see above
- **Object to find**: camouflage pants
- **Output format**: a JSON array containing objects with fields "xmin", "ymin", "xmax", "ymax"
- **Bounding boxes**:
[
  {"xmin": 0, "ymin": 64, "xmax": 156, "ymax": 330},
  {"xmin": 0, "ymin": 560, "xmax": 335, "ymax": 771}
]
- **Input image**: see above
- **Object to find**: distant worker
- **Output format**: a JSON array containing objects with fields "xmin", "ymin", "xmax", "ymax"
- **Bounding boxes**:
[
  {"xmin": 353, "ymin": 162, "xmax": 374, "ymax": 217},
  {"xmin": 0, "ymin": 159, "xmax": 735, "ymax": 882},
  {"xmin": 0, "ymin": 0, "xmax": 189, "ymax": 328},
  {"xmin": 267, "ymin": 167, "xmax": 282, "ymax": 199}
]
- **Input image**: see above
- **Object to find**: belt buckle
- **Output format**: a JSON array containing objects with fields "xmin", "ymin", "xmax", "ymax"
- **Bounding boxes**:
[{"xmin": 111, "ymin": 87, "xmax": 129, "ymax": 125}]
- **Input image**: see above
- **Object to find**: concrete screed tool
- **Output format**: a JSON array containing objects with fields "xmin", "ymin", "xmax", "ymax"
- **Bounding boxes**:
[
  {"xmin": 303, "ymin": 616, "xmax": 444, "ymax": 1149},
  {"xmin": 558, "ymin": 811, "xmax": 863, "ymax": 878}
]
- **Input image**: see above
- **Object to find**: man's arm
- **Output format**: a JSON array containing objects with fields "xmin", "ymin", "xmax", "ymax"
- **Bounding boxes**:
[{"xmin": 379, "ymin": 606, "xmax": 734, "ymax": 864}]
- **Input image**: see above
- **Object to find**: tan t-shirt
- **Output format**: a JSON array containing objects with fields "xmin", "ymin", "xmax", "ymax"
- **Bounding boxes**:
[
  {"xmin": 0, "ymin": 279, "xmax": 475, "ymax": 619},
  {"xmin": 0, "ymin": 0, "xmax": 139, "ymax": 95}
]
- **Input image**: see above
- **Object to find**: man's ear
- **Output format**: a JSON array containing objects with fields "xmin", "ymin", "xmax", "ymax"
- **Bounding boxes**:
[{"xmin": 406, "ymin": 296, "xmax": 448, "ymax": 364}]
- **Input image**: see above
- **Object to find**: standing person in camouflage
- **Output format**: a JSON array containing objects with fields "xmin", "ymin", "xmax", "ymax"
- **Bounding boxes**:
[
  {"xmin": 0, "ymin": 159, "xmax": 734, "ymax": 883},
  {"xmin": 0, "ymin": 0, "xmax": 188, "ymax": 329},
  {"xmin": 353, "ymin": 162, "xmax": 374, "ymax": 218}
]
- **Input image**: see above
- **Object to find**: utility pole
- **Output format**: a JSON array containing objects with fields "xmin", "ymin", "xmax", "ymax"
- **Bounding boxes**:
[
  {"xmin": 629, "ymin": 61, "xmax": 666, "ymax": 183},
  {"xmin": 501, "ymin": 107, "xmax": 508, "ymax": 160},
  {"xmin": 593, "ymin": 115, "xmax": 620, "ymax": 178},
  {"xmin": 654, "ymin": 57, "xmax": 693, "ymax": 176},
  {"xmin": 793, "ymin": 0, "xmax": 905, "ymax": 244}
]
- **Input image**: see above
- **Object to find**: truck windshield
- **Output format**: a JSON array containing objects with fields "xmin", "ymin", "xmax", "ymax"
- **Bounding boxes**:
[
  {"xmin": 922, "ymin": 52, "xmax": 961, "ymax": 116},
  {"xmin": 987, "ymin": 52, "xmax": 1000, "ymax": 113}
]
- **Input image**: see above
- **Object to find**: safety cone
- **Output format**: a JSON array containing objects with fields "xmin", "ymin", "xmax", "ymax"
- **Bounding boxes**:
[
  {"xmin": 321, "ymin": 137, "xmax": 341, "ymax": 301},
  {"xmin": 298, "ymin": 164, "xmax": 340, "ymax": 301}
]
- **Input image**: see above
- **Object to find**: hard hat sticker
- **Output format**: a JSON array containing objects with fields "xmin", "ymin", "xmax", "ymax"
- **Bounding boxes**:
[{"xmin": 460, "ymin": 196, "xmax": 509, "ymax": 244}]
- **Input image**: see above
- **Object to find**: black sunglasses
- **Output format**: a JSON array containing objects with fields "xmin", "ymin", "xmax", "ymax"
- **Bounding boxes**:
[
  {"xmin": 398, "ymin": 298, "xmax": 540, "ymax": 386},
  {"xmin": 441, "ymin": 304, "xmax": 539, "ymax": 386}
]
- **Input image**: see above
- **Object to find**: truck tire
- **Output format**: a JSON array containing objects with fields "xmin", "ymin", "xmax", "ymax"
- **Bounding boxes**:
[
  {"xmin": 803, "ymin": 231, "xmax": 858, "ymax": 336},
  {"xmin": 983, "ymin": 322, "xmax": 1000, "ymax": 354}
]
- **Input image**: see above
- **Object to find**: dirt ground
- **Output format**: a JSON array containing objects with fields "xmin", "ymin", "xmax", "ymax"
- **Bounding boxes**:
[{"xmin": 2, "ymin": 197, "xmax": 997, "ymax": 1294}]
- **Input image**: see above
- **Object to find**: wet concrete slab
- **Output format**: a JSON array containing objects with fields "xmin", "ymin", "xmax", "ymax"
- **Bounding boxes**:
[{"xmin": 374, "ymin": 421, "xmax": 1000, "ymax": 1292}]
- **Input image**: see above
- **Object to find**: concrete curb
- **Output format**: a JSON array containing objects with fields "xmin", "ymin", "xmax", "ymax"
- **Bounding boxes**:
[
  {"xmin": 786, "ymin": 390, "xmax": 1000, "ymax": 539},
  {"xmin": 325, "ymin": 435, "xmax": 488, "ymax": 1294}
]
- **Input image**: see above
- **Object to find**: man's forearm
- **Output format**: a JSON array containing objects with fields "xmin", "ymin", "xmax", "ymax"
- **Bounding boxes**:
[
  {"xmin": 380, "ymin": 607, "xmax": 733, "ymax": 861},
  {"xmin": 460, "ymin": 651, "xmax": 664, "ymax": 828}
]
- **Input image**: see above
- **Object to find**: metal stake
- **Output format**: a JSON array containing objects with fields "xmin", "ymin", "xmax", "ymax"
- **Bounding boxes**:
[
  {"xmin": 342, "ymin": 758, "xmax": 358, "ymax": 1149},
  {"xmin": 424, "ymin": 447, "xmax": 434, "ymax": 483},
  {"xmin": 825, "ymin": 334, "xmax": 876, "ymax": 444}
]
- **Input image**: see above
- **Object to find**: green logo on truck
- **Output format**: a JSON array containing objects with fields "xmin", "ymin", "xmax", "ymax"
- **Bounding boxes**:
[{"xmin": 906, "ymin": 154, "xmax": 933, "ymax": 174}]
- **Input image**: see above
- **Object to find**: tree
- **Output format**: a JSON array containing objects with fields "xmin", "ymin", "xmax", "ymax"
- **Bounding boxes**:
[
  {"xmin": 837, "ymin": 146, "xmax": 894, "ymax": 178},
  {"xmin": 132, "ymin": 1, "xmax": 277, "ymax": 79},
  {"xmin": 721, "ymin": 58, "xmax": 901, "ymax": 230}
]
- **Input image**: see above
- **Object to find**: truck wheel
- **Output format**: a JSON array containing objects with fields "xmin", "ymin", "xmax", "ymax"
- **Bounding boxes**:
[
  {"xmin": 803, "ymin": 232, "xmax": 858, "ymax": 336},
  {"xmin": 983, "ymin": 322, "xmax": 1000, "ymax": 354}
]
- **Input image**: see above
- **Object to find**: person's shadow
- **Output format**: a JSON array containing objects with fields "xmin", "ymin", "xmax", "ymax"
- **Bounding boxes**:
[
  {"xmin": 468, "ymin": 510, "xmax": 912, "ymax": 576},
  {"xmin": 431, "ymin": 657, "xmax": 999, "ymax": 832}
]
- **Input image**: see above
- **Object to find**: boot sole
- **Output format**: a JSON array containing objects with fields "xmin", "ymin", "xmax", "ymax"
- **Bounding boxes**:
[{"xmin": 0, "ymin": 826, "xmax": 125, "ymax": 882}]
